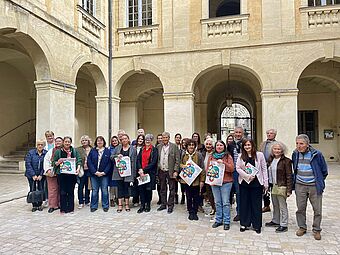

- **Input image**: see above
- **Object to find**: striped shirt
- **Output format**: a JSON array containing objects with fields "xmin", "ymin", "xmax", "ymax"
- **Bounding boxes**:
[{"xmin": 296, "ymin": 150, "xmax": 315, "ymax": 185}]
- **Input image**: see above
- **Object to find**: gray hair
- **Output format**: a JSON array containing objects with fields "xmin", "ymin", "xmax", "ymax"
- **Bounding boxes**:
[
  {"xmin": 145, "ymin": 134, "xmax": 154, "ymax": 141},
  {"xmin": 36, "ymin": 139, "xmax": 46, "ymax": 146},
  {"xmin": 296, "ymin": 134, "xmax": 310, "ymax": 145},
  {"xmin": 270, "ymin": 141, "xmax": 287, "ymax": 156},
  {"xmin": 204, "ymin": 137, "xmax": 214, "ymax": 146},
  {"xmin": 162, "ymin": 131, "xmax": 170, "ymax": 138},
  {"xmin": 234, "ymin": 126, "xmax": 244, "ymax": 133},
  {"xmin": 266, "ymin": 129, "xmax": 277, "ymax": 135}
]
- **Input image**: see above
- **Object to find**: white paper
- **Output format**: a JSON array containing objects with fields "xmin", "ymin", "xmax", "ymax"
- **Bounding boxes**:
[
  {"xmin": 205, "ymin": 161, "xmax": 225, "ymax": 186},
  {"xmin": 137, "ymin": 174, "xmax": 150, "ymax": 186},
  {"xmin": 179, "ymin": 159, "xmax": 202, "ymax": 186}
]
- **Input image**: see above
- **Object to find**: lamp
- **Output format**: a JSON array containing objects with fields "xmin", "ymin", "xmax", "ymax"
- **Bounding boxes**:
[{"xmin": 226, "ymin": 69, "xmax": 233, "ymax": 108}]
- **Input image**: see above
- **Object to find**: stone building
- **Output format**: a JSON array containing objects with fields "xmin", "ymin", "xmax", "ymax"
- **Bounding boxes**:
[{"xmin": 0, "ymin": 0, "xmax": 340, "ymax": 163}]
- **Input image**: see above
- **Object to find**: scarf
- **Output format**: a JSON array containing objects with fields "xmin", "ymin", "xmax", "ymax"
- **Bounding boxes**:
[{"xmin": 212, "ymin": 151, "xmax": 226, "ymax": 159}]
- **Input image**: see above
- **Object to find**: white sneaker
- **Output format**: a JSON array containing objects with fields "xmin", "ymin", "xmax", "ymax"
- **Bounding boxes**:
[
  {"xmin": 43, "ymin": 201, "xmax": 49, "ymax": 208},
  {"xmin": 78, "ymin": 204, "xmax": 84, "ymax": 209},
  {"xmin": 210, "ymin": 217, "xmax": 215, "ymax": 223}
]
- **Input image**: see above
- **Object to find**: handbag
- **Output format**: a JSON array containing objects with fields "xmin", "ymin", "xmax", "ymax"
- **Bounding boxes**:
[
  {"xmin": 271, "ymin": 184, "xmax": 287, "ymax": 198},
  {"xmin": 26, "ymin": 180, "xmax": 44, "ymax": 204},
  {"xmin": 78, "ymin": 166, "xmax": 84, "ymax": 178}
]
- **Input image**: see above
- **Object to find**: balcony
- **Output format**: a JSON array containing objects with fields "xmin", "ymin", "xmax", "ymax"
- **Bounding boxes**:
[
  {"xmin": 117, "ymin": 25, "xmax": 159, "ymax": 47},
  {"xmin": 201, "ymin": 14, "xmax": 249, "ymax": 42},
  {"xmin": 77, "ymin": 5, "xmax": 105, "ymax": 38},
  {"xmin": 300, "ymin": 4, "xmax": 340, "ymax": 30}
]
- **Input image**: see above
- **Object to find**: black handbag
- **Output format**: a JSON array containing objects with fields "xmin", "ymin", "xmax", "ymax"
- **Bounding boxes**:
[{"xmin": 26, "ymin": 180, "xmax": 44, "ymax": 204}]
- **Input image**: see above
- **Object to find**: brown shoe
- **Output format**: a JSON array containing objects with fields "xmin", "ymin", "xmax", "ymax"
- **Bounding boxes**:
[
  {"xmin": 313, "ymin": 231, "xmax": 321, "ymax": 240},
  {"xmin": 262, "ymin": 206, "xmax": 271, "ymax": 213},
  {"xmin": 296, "ymin": 228, "xmax": 307, "ymax": 237}
]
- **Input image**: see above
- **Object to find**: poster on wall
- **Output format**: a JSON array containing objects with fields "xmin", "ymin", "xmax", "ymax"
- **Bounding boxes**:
[
  {"xmin": 179, "ymin": 159, "xmax": 202, "ymax": 186},
  {"xmin": 324, "ymin": 129, "xmax": 334, "ymax": 140},
  {"xmin": 115, "ymin": 156, "xmax": 132, "ymax": 177},
  {"xmin": 205, "ymin": 161, "xmax": 225, "ymax": 186},
  {"xmin": 59, "ymin": 158, "xmax": 77, "ymax": 175}
]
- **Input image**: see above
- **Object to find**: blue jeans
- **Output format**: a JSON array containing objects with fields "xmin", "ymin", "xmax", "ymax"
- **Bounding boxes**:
[
  {"xmin": 211, "ymin": 182, "xmax": 233, "ymax": 224},
  {"xmin": 233, "ymin": 170, "xmax": 240, "ymax": 215},
  {"xmin": 78, "ymin": 174, "xmax": 90, "ymax": 204},
  {"xmin": 90, "ymin": 175, "xmax": 109, "ymax": 209}
]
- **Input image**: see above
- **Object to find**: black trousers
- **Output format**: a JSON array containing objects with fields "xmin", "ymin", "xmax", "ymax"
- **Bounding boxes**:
[
  {"xmin": 117, "ymin": 180, "xmax": 130, "ymax": 199},
  {"xmin": 58, "ymin": 174, "xmax": 77, "ymax": 213},
  {"xmin": 139, "ymin": 184, "xmax": 152, "ymax": 207},
  {"xmin": 239, "ymin": 182, "xmax": 263, "ymax": 230},
  {"xmin": 27, "ymin": 177, "xmax": 43, "ymax": 207},
  {"xmin": 159, "ymin": 170, "xmax": 176, "ymax": 209},
  {"xmin": 186, "ymin": 185, "xmax": 200, "ymax": 214},
  {"xmin": 132, "ymin": 180, "xmax": 140, "ymax": 204},
  {"xmin": 263, "ymin": 192, "xmax": 270, "ymax": 207}
]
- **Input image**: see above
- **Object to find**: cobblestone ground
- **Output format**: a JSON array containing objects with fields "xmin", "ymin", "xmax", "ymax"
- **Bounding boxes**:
[{"xmin": 0, "ymin": 164, "xmax": 339, "ymax": 255}]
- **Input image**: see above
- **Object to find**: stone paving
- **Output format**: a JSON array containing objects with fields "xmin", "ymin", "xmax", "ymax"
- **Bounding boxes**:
[{"xmin": 0, "ymin": 164, "xmax": 340, "ymax": 255}]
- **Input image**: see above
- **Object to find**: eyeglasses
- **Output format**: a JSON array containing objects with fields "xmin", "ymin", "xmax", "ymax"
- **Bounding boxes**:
[{"xmin": 37, "ymin": 144, "xmax": 44, "ymax": 146}]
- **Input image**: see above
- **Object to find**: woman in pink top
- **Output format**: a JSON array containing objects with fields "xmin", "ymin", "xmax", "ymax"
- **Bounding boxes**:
[{"xmin": 236, "ymin": 139, "xmax": 268, "ymax": 234}]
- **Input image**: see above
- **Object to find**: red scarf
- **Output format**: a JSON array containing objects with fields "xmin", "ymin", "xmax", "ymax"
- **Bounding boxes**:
[{"xmin": 142, "ymin": 145, "xmax": 153, "ymax": 169}]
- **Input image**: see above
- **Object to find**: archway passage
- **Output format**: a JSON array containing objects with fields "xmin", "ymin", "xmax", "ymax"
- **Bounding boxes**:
[
  {"xmin": 0, "ymin": 30, "xmax": 40, "ymax": 156},
  {"xmin": 194, "ymin": 66, "xmax": 261, "ymax": 143},
  {"xmin": 298, "ymin": 60, "xmax": 340, "ymax": 161},
  {"xmin": 75, "ymin": 64, "xmax": 98, "ymax": 146},
  {"xmin": 119, "ymin": 71, "xmax": 164, "ymax": 139}
]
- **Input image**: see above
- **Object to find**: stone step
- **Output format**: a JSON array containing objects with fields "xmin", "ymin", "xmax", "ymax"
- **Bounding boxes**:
[
  {"xmin": 0, "ymin": 163, "xmax": 19, "ymax": 168},
  {"xmin": 0, "ymin": 168, "xmax": 23, "ymax": 174},
  {"xmin": 2, "ymin": 155, "xmax": 25, "ymax": 161},
  {"xmin": 9, "ymin": 151, "xmax": 28, "ymax": 156}
]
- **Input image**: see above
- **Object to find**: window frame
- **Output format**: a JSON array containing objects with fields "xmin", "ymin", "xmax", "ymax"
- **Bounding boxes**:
[
  {"xmin": 308, "ymin": 0, "xmax": 340, "ymax": 6},
  {"xmin": 82, "ymin": 0, "xmax": 96, "ymax": 16},
  {"xmin": 126, "ymin": 0, "xmax": 152, "ymax": 27},
  {"xmin": 298, "ymin": 110, "xmax": 319, "ymax": 144}
]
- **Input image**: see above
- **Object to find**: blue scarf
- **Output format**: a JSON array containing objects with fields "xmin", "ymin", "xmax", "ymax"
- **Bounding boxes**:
[{"xmin": 213, "ymin": 151, "xmax": 226, "ymax": 159}]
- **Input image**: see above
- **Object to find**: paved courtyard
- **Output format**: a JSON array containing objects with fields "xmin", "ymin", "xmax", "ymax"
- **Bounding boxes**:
[{"xmin": 0, "ymin": 164, "xmax": 339, "ymax": 255}]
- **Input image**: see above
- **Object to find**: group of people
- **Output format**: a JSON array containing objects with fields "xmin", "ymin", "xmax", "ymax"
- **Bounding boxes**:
[{"xmin": 25, "ymin": 127, "xmax": 328, "ymax": 240}]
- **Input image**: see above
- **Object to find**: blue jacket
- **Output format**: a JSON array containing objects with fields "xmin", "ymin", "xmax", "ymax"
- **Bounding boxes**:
[
  {"xmin": 87, "ymin": 147, "xmax": 112, "ymax": 176},
  {"xmin": 25, "ymin": 149, "xmax": 47, "ymax": 178},
  {"xmin": 292, "ymin": 146, "xmax": 328, "ymax": 195}
]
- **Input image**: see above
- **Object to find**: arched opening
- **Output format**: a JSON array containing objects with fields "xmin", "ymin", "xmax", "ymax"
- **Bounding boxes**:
[
  {"xmin": 194, "ymin": 66, "xmax": 261, "ymax": 143},
  {"xmin": 209, "ymin": 0, "xmax": 241, "ymax": 18},
  {"xmin": 75, "ymin": 64, "xmax": 99, "ymax": 146},
  {"xmin": 0, "ymin": 29, "xmax": 47, "ymax": 158},
  {"xmin": 119, "ymin": 71, "xmax": 164, "ymax": 138},
  {"xmin": 298, "ymin": 60, "xmax": 340, "ymax": 161}
]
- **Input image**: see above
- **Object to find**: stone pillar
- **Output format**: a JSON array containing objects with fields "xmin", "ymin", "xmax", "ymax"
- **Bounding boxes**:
[
  {"xmin": 112, "ymin": 96, "xmax": 121, "ymax": 136},
  {"xmin": 35, "ymin": 80, "xmax": 76, "ymax": 140},
  {"xmin": 95, "ymin": 96, "xmax": 109, "ymax": 141},
  {"xmin": 120, "ymin": 101, "xmax": 138, "ymax": 137},
  {"xmin": 195, "ymin": 102, "xmax": 208, "ymax": 136},
  {"xmin": 335, "ymin": 92, "xmax": 340, "ymax": 161},
  {"xmin": 261, "ymin": 89, "xmax": 299, "ymax": 154},
  {"xmin": 163, "ymin": 92, "xmax": 194, "ymax": 138}
]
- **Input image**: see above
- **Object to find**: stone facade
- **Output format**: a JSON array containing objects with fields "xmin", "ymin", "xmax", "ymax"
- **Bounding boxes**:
[{"xmin": 0, "ymin": 0, "xmax": 340, "ymax": 160}]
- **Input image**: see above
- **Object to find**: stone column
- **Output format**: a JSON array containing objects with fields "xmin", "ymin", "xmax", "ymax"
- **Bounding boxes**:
[
  {"xmin": 120, "ymin": 101, "xmax": 138, "ymax": 137},
  {"xmin": 95, "ymin": 96, "xmax": 109, "ymax": 141},
  {"xmin": 35, "ymin": 80, "xmax": 76, "ymax": 140},
  {"xmin": 112, "ymin": 96, "xmax": 121, "ymax": 136},
  {"xmin": 261, "ymin": 89, "xmax": 299, "ymax": 153},
  {"xmin": 163, "ymin": 92, "xmax": 195, "ymax": 138}
]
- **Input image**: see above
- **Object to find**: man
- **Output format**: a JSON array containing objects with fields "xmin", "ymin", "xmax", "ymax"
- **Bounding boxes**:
[
  {"xmin": 292, "ymin": 134, "xmax": 328, "ymax": 240},
  {"xmin": 131, "ymin": 128, "xmax": 145, "ymax": 146},
  {"xmin": 228, "ymin": 126, "xmax": 244, "ymax": 221},
  {"xmin": 259, "ymin": 128, "xmax": 277, "ymax": 213},
  {"xmin": 157, "ymin": 132, "xmax": 180, "ymax": 214},
  {"xmin": 174, "ymin": 133, "xmax": 182, "ymax": 204}
]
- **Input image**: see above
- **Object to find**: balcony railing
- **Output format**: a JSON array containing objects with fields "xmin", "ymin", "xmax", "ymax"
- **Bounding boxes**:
[
  {"xmin": 300, "ymin": 4, "xmax": 340, "ymax": 28},
  {"xmin": 117, "ymin": 25, "xmax": 159, "ymax": 47},
  {"xmin": 201, "ymin": 14, "xmax": 249, "ymax": 40},
  {"xmin": 77, "ymin": 5, "xmax": 105, "ymax": 38}
]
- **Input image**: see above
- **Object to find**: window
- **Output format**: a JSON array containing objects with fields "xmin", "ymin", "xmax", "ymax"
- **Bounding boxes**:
[
  {"xmin": 82, "ymin": 0, "xmax": 95, "ymax": 15},
  {"xmin": 209, "ymin": 0, "xmax": 240, "ymax": 18},
  {"xmin": 128, "ymin": 0, "xmax": 152, "ymax": 27},
  {"xmin": 298, "ymin": 110, "xmax": 319, "ymax": 143},
  {"xmin": 308, "ymin": 0, "xmax": 340, "ymax": 6}
]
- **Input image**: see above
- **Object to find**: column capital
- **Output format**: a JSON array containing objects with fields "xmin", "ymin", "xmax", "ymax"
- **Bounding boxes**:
[
  {"xmin": 261, "ymin": 89, "xmax": 299, "ymax": 98},
  {"xmin": 112, "ymin": 96, "xmax": 121, "ymax": 103},
  {"xmin": 95, "ymin": 96, "xmax": 109, "ymax": 102},
  {"xmin": 35, "ymin": 79, "xmax": 77, "ymax": 94},
  {"xmin": 163, "ymin": 92, "xmax": 195, "ymax": 100}
]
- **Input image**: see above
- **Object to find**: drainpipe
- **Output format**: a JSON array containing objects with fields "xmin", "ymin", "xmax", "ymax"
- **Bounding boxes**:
[{"xmin": 108, "ymin": 0, "xmax": 113, "ymax": 139}]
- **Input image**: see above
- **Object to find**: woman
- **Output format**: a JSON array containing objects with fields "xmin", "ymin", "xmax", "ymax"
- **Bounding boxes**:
[
  {"xmin": 207, "ymin": 140, "xmax": 234, "ymax": 230},
  {"xmin": 265, "ymin": 141, "xmax": 292, "ymax": 233},
  {"xmin": 76, "ymin": 135, "xmax": 92, "ymax": 209},
  {"xmin": 87, "ymin": 136, "xmax": 112, "ymax": 212},
  {"xmin": 226, "ymin": 134, "xmax": 234, "ymax": 146},
  {"xmin": 25, "ymin": 139, "xmax": 47, "ymax": 212},
  {"xmin": 179, "ymin": 139, "xmax": 205, "ymax": 220},
  {"xmin": 236, "ymin": 139, "xmax": 268, "ymax": 234},
  {"xmin": 178, "ymin": 138, "xmax": 189, "ymax": 204},
  {"xmin": 132, "ymin": 134, "xmax": 145, "ymax": 206},
  {"xmin": 109, "ymin": 136, "xmax": 119, "ymax": 207},
  {"xmin": 44, "ymin": 137, "xmax": 63, "ymax": 213},
  {"xmin": 202, "ymin": 138, "xmax": 215, "ymax": 217},
  {"xmin": 135, "ymin": 134, "xmax": 145, "ymax": 155},
  {"xmin": 192, "ymin": 132, "xmax": 205, "ymax": 152},
  {"xmin": 53, "ymin": 136, "xmax": 82, "ymax": 214},
  {"xmin": 111, "ymin": 134, "xmax": 137, "ymax": 212},
  {"xmin": 155, "ymin": 133, "xmax": 163, "ymax": 205},
  {"xmin": 136, "ymin": 134, "xmax": 158, "ymax": 213}
]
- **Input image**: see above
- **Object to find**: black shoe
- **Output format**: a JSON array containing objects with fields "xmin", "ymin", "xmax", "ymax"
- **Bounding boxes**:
[
  {"xmin": 103, "ymin": 208, "xmax": 109, "ymax": 212},
  {"xmin": 144, "ymin": 204, "xmax": 151, "ymax": 212},
  {"xmin": 192, "ymin": 213, "xmax": 199, "ymax": 221},
  {"xmin": 48, "ymin": 208, "xmax": 55, "ymax": 213},
  {"xmin": 37, "ymin": 206, "xmax": 43, "ymax": 211},
  {"xmin": 240, "ymin": 226, "xmax": 248, "ymax": 232},
  {"xmin": 212, "ymin": 222, "xmax": 223, "ymax": 228},
  {"xmin": 167, "ymin": 208, "xmax": 173, "ymax": 214},
  {"xmin": 255, "ymin": 228, "xmax": 261, "ymax": 234},
  {"xmin": 157, "ymin": 205, "xmax": 166, "ymax": 211},
  {"xmin": 157, "ymin": 200, "xmax": 162, "ymax": 205},
  {"xmin": 90, "ymin": 208, "xmax": 97, "ymax": 212},
  {"xmin": 175, "ymin": 195, "xmax": 179, "ymax": 204},
  {"xmin": 275, "ymin": 226, "xmax": 288, "ymax": 233},
  {"xmin": 137, "ymin": 207, "xmax": 145, "ymax": 214},
  {"xmin": 32, "ymin": 207, "xmax": 37, "ymax": 212},
  {"xmin": 224, "ymin": 224, "xmax": 230, "ymax": 230},
  {"xmin": 188, "ymin": 213, "xmax": 194, "ymax": 220},
  {"xmin": 233, "ymin": 215, "xmax": 240, "ymax": 222},
  {"xmin": 180, "ymin": 195, "xmax": 185, "ymax": 204},
  {"xmin": 265, "ymin": 221, "xmax": 280, "ymax": 227}
]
